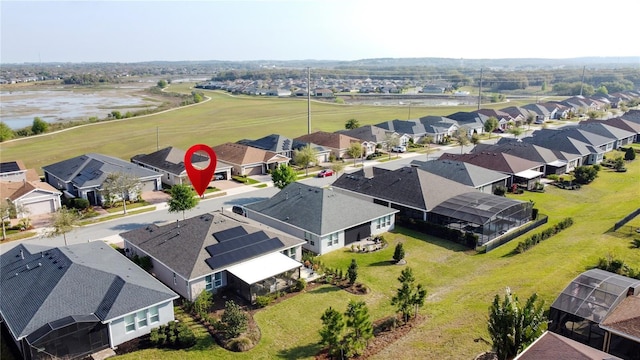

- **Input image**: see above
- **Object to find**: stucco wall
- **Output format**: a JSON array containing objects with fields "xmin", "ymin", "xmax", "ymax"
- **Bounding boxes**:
[{"xmin": 109, "ymin": 300, "xmax": 175, "ymax": 347}]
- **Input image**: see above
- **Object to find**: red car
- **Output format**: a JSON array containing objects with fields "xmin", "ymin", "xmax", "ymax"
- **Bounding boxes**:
[{"xmin": 317, "ymin": 169, "xmax": 334, "ymax": 177}]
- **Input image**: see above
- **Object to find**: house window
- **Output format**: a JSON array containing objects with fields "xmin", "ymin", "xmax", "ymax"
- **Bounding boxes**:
[
  {"xmin": 310, "ymin": 240, "xmax": 315, "ymax": 246},
  {"xmin": 289, "ymin": 247, "xmax": 297, "ymax": 259},
  {"xmin": 205, "ymin": 275, "xmax": 213, "ymax": 291},
  {"xmin": 124, "ymin": 314, "xmax": 135, "ymax": 333},
  {"xmin": 214, "ymin": 272, "xmax": 222, "ymax": 288},
  {"xmin": 304, "ymin": 232, "xmax": 312, "ymax": 243},
  {"xmin": 149, "ymin": 306, "xmax": 159, "ymax": 324},
  {"xmin": 377, "ymin": 215, "xmax": 391, "ymax": 229},
  {"xmin": 326, "ymin": 232, "xmax": 338, "ymax": 246},
  {"xmin": 137, "ymin": 310, "xmax": 147, "ymax": 328}
]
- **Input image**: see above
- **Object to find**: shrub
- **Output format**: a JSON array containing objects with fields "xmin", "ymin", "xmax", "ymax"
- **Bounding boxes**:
[
  {"xmin": 70, "ymin": 198, "xmax": 90, "ymax": 210},
  {"xmin": 393, "ymin": 243, "xmax": 405, "ymax": 263},
  {"xmin": 574, "ymin": 166, "xmax": 598, "ymax": 184},
  {"xmin": 546, "ymin": 174, "xmax": 559, "ymax": 181},
  {"xmin": 515, "ymin": 218, "xmax": 573, "ymax": 253},
  {"xmin": 494, "ymin": 185, "xmax": 507, "ymax": 196},
  {"xmin": 194, "ymin": 290, "xmax": 213, "ymax": 314},
  {"xmin": 294, "ymin": 278, "xmax": 307, "ymax": 292},
  {"xmin": 150, "ymin": 322, "xmax": 196, "ymax": 349},
  {"xmin": 632, "ymin": 239, "xmax": 640, "ymax": 249},
  {"xmin": 221, "ymin": 300, "xmax": 248, "ymax": 339},
  {"xmin": 228, "ymin": 336, "xmax": 253, "ymax": 352},
  {"xmin": 624, "ymin": 147, "xmax": 636, "ymax": 160},
  {"xmin": 255, "ymin": 295, "xmax": 272, "ymax": 308},
  {"xmin": 531, "ymin": 208, "xmax": 539, "ymax": 220}
]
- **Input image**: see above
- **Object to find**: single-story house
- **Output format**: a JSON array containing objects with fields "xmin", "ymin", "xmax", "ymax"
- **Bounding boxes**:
[
  {"xmin": 547, "ymin": 269, "xmax": 640, "ymax": 359},
  {"xmin": 212, "ymin": 142, "xmax": 290, "ymax": 176},
  {"xmin": 0, "ymin": 242, "xmax": 178, "ymax": 360},
  {"xmin": 417, "ymin": 116, "xmax": 460, "ymax": 143},
  {"xmin": 439, "ymin": 151, "xmax": 545, "ymax": 190},
  {"xmin": 374, "ymin": 119, "xmax": 428, "ymax": 145},
  {"xmin": 473, "ymin": 141, "xmax": 581, "ymax": 175},
  {"xmin": 582, "ymin": 117, "xmax": 640, "ymax": 142},
  {"xmin": 522, "ymin": 103, "xmax": 557, "ymax": 123},
  {"xmin": 474, "ymin": 109, "xmax": 513, "ymax": 130},
  {"xmin": 578, "ymin": 122, "xmax": 636, "ymax": 149},
  {"xmin": 131, "ymin": 146, "xmax": 232, "ymax": 186},
  {"xmin": 531, "ymin": 127, "xmax": 614, "ymax": 158},
  {"xmin": 446, "ymin": 111, "xmax": 488, "ymax": 135},
  {"xmin": 42, "ymin": 153, "xmax": 163, "ymax": 206},
  {"xmin": 1, "ymin": 162, "xmax": 62, "ymax": 217},
  {"xmin": 121, "ymin": 212, "xmax": 305, "ymax": 303},
  {"xmin": 314, "ymin": 88, "xmax": 334, "ymax": 97},
  {"xmin": 338, "ymin": 125, "xmax": 398, "ymax": 150},
  {"xmin": 409, "ymin": 159, "xmax": 510, "ymax": 193},
  {"xmin": 244, "ymin": 182, "xmax": 399, "ymax": 255},
  {"xmin": 294, "ymin": 131, "xmax": 366, "ymax": 159},
  {"xmin": 521, "ymin": 130, "xmax": 602, "ymax": 166},
  {"xmin": 237, "ymin": 134, "xmax": 331, "ymax": 164}
]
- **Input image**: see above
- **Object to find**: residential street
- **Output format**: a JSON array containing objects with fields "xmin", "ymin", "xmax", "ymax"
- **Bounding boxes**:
[{"xmin": 0, "ymin": 132, "xmax": 515, "ymax": 254}]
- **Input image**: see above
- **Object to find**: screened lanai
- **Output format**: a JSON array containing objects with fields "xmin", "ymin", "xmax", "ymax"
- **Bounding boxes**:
[
  {"xmin": 548, "ymin": 269, "xmax": 640, "ymax": 350},
  {"xmin": 428, "ymin": 192, "xmax": 532, "ymax": 244}
]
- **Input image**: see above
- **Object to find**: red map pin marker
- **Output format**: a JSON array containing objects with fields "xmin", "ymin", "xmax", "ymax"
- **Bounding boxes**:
[{"xmin": 184, "ymin": 144, "xmax": 217, "ymax": 197}]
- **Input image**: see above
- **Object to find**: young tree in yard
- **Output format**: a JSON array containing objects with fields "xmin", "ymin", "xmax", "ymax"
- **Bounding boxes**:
[
  {"xmin": 293, "ymin": 144, "xmax": 317, "ymax": 176},
  {"xmin": 484, "ymin": 117, "xmax": 499, "ymax": 136},
  {"xmin": 573, "ymin": 165, "xmax": 599, "ymax": 184},
  {"xmin": 453, "ymin": 127, "xmax": 470, "ymax": 154},
  {"xmin": 101, "ymin": 172, "xmax": 141, "ymax": 214},
  {"xmin": 0, "ymin": 122, "xmax": 15, "ymax": 142},
  {"xmin": 48, "ymin": 206, "xmax": 79, "ymax": 246},
  {"xmin": 508, "ymin": 127, "xmax": 523, "ymax": 139},
  {"xmin": 346, "ymin": 142, "xmax": 363, "ymax": 166},
  {"xmin": 168, "ymin": 184, "xmax": 199, "ymax": 220},
  {"xmin": 330, "ymin": 162, "xmax": 345, "ymax": 177},
  {"xmin": 391, "ymin": 267, "xmax": 427, "ymax": 323},
  {"xmin": 470, "ymin": 133, "xmax": 481, "ymax": 146},
  {"xmin": 488, "ymin": 288, "xmax": 545, "ymax": 360},
  {"xmin": 221, "ymin": 300, "xmax": 248, "ymax": 339},
  {"xmin": 342, "ymin": 300, "xmax": 374, "ymax": 358},
  {"xmin": 271, "ymin": 163, "xmax": 297, "ymax": 189},
  {"xmin": 347, "ymin": 258, "xmax": 358, "ymax": 285},
  {"xmin": 525, "ymin": 114, "xmax": 536, "ymax": 129},
  {"xmin": 393, "ymin": 242, "xmax": 405, "ymax": 263},
  {"xmin": 384, "ymin": 133, "xmax": 400, "ymax": 159},
  {"xmin": 345, "ymin": 118, "xmax": 360, "ymax": 130},
  {"xmin": 31, "ymin": 117, "xmax": 48, "ymax": 134},
  {"xmin": 319, "ymin": 307, "xmax": 345, "ymax": 358}
]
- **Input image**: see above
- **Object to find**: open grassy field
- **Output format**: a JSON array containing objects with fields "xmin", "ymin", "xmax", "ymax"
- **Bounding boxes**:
[
  {"xmin": 112, "ymin": 157, "xmax": 640, "ymax": 360},
  {"xmin": 3, "ymin": 82, "xmax": 544, "ymax": 174}
]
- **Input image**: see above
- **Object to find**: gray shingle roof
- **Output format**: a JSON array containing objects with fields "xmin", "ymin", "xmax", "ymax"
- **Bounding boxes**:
[
  {"xmin": 0, "ymin": 242, "xmax": 177, "ymax": 340},
  {"xmin": 43, "ymin": 153, "xmax": 161, "ymax": 188},
  {"xmin": 471, "ymin": 141, "xmax": 570, "ymax": 165},
  {"xmin": 338, "ymin": 125, "xmax": 393, "ymax": 143},
  {"xmin": 131, "ymin": 146, "xmax": 231, "ymax": 175},
  {"xmin": 120, "ymin": 212, "xmax": 305, "ymax": 279},
  {"xmin": 410, "ymin": 159, "xmax": 509, "ymax": 188},
  {"xmin": 374, "ymin": 119, "xmax": 427, "ymax": 136},
  {"xmin": 245, "ymin": 182, "xmax": 398, "ymax": 236},
  {"xmin": 332, "ymin": 166, "xmax": 473, "ymax": 211}
]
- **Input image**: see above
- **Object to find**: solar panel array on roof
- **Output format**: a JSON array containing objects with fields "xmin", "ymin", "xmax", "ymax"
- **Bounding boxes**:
[
  {"xmin": 0, "ymin": 162, "xmax": 21, "ymax": 173},
  {"xmin": 205, "ymin": 237, "xmax": 283, "ymax": 269},
  {"xmin": 212, "ymin": 226, "xmax": 248, "ymax": 242},
  {"xmin": 205, "ymin": 231, "xmax": 269, "ymax": 257}
]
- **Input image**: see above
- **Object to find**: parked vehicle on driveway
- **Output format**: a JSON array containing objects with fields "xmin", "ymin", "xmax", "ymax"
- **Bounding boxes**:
[
  {"xmin": 391, "ymin": 145, "xmax": 407, "ymax": 153},
  {"xmin": 232, "ymin": 205, "xmax": 247, "ymax": 216},
  {"xmin": 317, "ymin": 169, "xmax": 334, "ymax": 177}
]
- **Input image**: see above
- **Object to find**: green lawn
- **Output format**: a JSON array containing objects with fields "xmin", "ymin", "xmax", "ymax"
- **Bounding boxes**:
[
  {"xmin": 112, "ymin": 159, "xmax": 640, "ymax": 359},
  {"xmin": 2, "ymin": 84, "xmax": 543, "ymax": 174}
]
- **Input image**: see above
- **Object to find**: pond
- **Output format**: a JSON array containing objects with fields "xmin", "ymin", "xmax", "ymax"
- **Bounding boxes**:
[{"xmin": 0, "ymin": 83, "xmax": 162, "ymax": 129}]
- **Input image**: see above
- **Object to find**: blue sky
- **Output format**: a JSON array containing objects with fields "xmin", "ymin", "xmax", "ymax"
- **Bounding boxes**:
[{"xmin": 2, "ymin": 0, "xmax": 639, "ymax": 64}]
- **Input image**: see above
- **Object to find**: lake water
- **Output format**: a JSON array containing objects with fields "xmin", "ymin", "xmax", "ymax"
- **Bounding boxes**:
[{"xmin": 0, "ymin": 84, "xmax": 162, "ymax": 129}]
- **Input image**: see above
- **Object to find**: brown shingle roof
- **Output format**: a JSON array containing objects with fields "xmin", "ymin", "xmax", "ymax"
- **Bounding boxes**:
[
  {"xmin": 1, "ymin": 179, "xmax": 60, "ymax": 201},
  {"xmin": 439, "ymin": 152, "xmax": 543, "ymax": 174},
  {"xmin": 294, "ymin": 131, "xmax": 360, "ymax": 150},
  {"xmin": 600, "ymin": 295, "xmax": 640, "ymax": 339},
  {"xmin": 212, "ymin": 143, "xmax": 287, "ymax": 166},
  {"xmin": 516, "ymin": 331, "xmax": 622, "ymax": 360}
]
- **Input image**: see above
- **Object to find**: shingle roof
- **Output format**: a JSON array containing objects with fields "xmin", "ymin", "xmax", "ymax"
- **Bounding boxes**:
[
  {"xmin": 0, "ymin": 242, "xmax": 177, "ymax": 340},
  {"xmin": 294, "ymin": 131, "xmax": 361, "ymax": 150},
  {"xmin": 332, "ymin": 166, "xmax": 472, "ymax": 211},
  {"xmin": 439, "ymin": 151, "xmax": 543, "ymax": 175},
  {"xmin": 521, "ymin": 131, "xmax": 597, "ymax": 157},
  {"xmin": 471, "ymin": 141, "xmax": 570, "ymax": 165},
  {"xmin": 578, "ymin": 122, "xmax": 636, "ymax": 141},
  {"xmin": 374, "ymin": 119, "xmax": 427, "ymax": 136},
  {"xmin": 42, "ymin": 153, "xmax": 161, "ymax": 188},
  {"xmin": 338, "ymin": 125, "xmax": 393, "ymax": 143},
  {"xmin": 516, "ymin": 331, "xmax": 622, "ymax": 360},
  {"xmin": 212, "ymin": 142, "xmax": 289, "ymax": 166},
  {"xmin": 245, "ymin": 182, "xmax": 397, "ymax": 236},
  {"xmin": 600, "ymin": 294, "xmax": 640, "ymax": 340},
  {"xmin": 239, "ymin": 134, "xmax": 293, "ymax": 153},
  {"xmin": 582, "ymin": 117, "xmax": 640, "ymax": 135},
  {"xmin": 131, "ymin": 146, "xmax": 231, "ymax": 175},
  {"xmin": 409, "ymin": 159, "xmax": 509, "ymax": 188},
  {"xmin": 120, "ymin": 212, "xmax": 304, "ymax": 279},
  {"xmin": 0, "ymin": 179, "xmax": 61, "ymax": 201}
]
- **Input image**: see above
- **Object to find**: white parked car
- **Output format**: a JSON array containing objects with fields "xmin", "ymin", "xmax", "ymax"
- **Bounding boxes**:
[{"xmin": 391, "ymin": 145, "xmax": 407, "ymax": 153}]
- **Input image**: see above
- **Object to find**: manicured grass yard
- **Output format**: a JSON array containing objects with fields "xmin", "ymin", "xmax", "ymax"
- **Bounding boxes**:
[{"xmin": 112, "ymin": 159, "xmax": 640, "ymax": 359}]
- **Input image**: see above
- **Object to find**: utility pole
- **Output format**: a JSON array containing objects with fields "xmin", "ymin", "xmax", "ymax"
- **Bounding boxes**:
[
  {"xmin": 156, "ymin": 126, "xmax": 159, "ymax": 151},
  {"xmin": 478, "ymin": 68, "xmax": 483, "ymax": 111},
  {"xmin": 579, "ymin": 66, "xmax": 586, "ymax": 96},
  {"xmin": 307, "ymin": 67, "xmax": 311, "ymax": 134}
]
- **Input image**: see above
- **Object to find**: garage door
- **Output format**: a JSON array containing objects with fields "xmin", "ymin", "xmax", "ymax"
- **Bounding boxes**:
[
  {"xmin": 344, "ymin": 223, "xmax": 371, "ymax": 246},
  {"xmin": 24, "ymin": 200, "xmax": 55, "ymax": 215},
  {"xmin": 139, "ymin": 180, "xmax": 157, "ymax": 192},
  {"xmin": 244, "ymin": 165, "xmax": 263, "ymax": 176}
]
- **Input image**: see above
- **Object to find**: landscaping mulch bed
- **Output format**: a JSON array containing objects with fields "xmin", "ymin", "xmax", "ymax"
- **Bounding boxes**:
[{"xmin": 315, "ymin": 315, "xmax": 425, "ymax": 360}]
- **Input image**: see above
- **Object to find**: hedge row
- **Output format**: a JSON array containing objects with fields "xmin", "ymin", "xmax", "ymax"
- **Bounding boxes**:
[
  {"xmin": 149, "ymin": 321, "xmax": 196, "ymax": 349},
  {"xmin": 515, "ymin": 217, "xmax": 574, "ymax": 253}
]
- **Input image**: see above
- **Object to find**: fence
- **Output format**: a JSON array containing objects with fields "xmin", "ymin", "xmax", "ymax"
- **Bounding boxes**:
[
  {"xmin": 613, "ymin": 208, "xmax": 640, "ymax": 231},
  {"xmin": 478, "ymin": 215, "xmax": 549, "ymax": 253}
]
